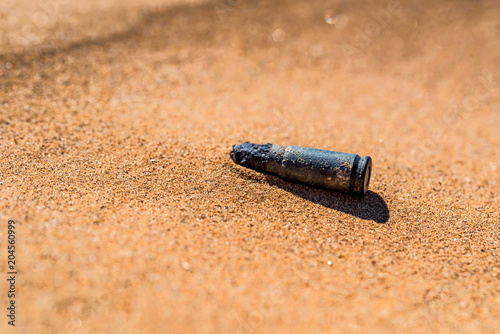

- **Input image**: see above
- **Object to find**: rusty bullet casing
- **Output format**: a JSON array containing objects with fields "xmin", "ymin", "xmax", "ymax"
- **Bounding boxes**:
[{"xmin": 230, "ymin": 142, "xmax": 372, "ymax": 196}]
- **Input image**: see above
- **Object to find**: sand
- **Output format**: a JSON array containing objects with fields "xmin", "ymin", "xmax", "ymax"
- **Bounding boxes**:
[{"xmin": 0, "ymin": 0, "xmax": 499, "ymax": 333}]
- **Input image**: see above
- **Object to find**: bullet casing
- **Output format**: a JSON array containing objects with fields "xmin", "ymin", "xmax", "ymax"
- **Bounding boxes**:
[
  {"xmin": 264, "ymin": 145, "xmax": 372, "ymax": 196},
  {"xmin": 231, "ymin": 142, "xmax": 372, "ymax": 196}
]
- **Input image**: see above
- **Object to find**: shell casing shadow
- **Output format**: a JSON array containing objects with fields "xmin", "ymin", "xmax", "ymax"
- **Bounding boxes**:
[{"xmin": 231, "ymin": 142, "xmax": 372, "ymax": 196}]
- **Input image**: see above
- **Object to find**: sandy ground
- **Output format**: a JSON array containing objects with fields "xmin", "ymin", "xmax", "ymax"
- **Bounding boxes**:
[{"xmin": 0, "ymin": 0, "xmax": 499, "ymax": 333}]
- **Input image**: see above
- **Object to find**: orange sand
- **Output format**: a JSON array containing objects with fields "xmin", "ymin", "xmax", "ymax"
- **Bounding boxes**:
[{"xmin": 0, "ymin": 0, "xmax": 499, "ymax": 333}]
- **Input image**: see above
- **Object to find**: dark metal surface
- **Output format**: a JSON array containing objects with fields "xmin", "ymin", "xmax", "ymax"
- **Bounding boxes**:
[
  {"xmin": 231, "ymin": 142, "xmax": 372, "ymax": 196},
  {"xmin": 266, "ymin": 145, "xmax": 371, "ymax": 196}
]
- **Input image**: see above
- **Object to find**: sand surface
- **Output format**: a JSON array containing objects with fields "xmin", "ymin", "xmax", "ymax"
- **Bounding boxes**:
[{"xmin": 1, "ymin": 0, "xmax": 499, "ymax": 333}]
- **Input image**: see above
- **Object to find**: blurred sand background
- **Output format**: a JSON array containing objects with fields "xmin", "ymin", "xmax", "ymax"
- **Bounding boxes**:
[{"xmin": 0, "ymin": 0, "xmax": 499, "ymax": 333}]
